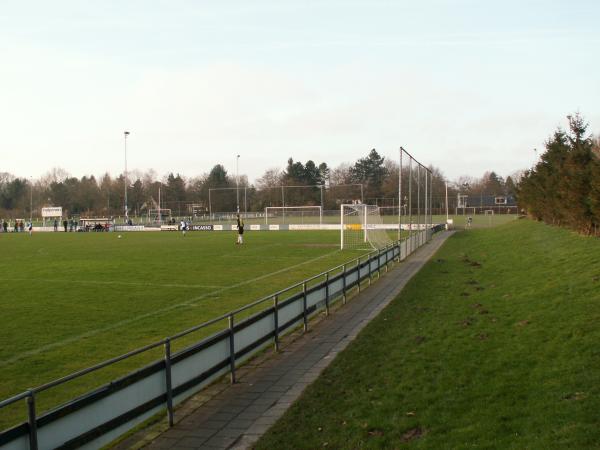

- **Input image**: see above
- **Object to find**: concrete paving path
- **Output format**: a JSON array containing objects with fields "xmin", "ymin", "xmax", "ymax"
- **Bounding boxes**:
[{"xmin": 116, "ymin": 231, "xmax": 453, "ymax": 450}]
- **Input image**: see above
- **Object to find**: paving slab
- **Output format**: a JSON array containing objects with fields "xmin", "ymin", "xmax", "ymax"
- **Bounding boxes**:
[{"xmin": 114, "ymin": 232, "xmax": 452, "ymax": 450}]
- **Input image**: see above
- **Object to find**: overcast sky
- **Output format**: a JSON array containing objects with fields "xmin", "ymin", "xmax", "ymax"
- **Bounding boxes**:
[{"xmin": 1, "ymin": 1, "xmax": 599, "ymax": 183}]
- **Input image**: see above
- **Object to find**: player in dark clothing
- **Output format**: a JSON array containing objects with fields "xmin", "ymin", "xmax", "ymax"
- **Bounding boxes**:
[{"xmin": 236, "ymin": 214, "xmax": 244, "ymax": 244}]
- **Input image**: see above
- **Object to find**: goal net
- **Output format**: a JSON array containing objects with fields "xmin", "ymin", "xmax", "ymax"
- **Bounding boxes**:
[
  {"xmin": 265, "ymin": 206, "xmax": 323, "ymax": 225},
  {"xmin": 340, "ymin": 204, "xmax": 393, "ymax": 250}
]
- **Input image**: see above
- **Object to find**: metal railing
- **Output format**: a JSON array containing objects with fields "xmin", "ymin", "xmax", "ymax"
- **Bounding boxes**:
[{"xmin": 0, "ymin": 227, "xmax": 442, "ymax": 450}]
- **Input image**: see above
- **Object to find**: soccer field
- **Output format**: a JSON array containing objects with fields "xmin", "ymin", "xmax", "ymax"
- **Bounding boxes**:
[{"xmin": 0, "ymin": 230, "xmax": 365, "ymax": 429}]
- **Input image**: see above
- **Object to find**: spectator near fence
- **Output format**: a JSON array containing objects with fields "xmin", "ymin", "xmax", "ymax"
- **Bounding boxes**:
[{"xmin": 2, "ymin": 220, "xmax": 7, "ymax": 233}]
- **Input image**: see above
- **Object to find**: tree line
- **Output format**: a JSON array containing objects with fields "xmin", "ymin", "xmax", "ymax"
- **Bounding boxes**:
[
  {"xmin": 518, "ymin": 114, "xmax": 600, "ymax": 235},
  {"xmin": 1, "ymin": 149, "xmax": 516, "ymax": 219}
]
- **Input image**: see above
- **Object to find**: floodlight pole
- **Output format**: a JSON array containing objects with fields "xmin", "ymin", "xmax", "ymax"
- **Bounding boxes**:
[
  {"xmin": 124, "ymin": 131, "xmax": 130, "ymax": 223},
  {"xmin": 29, "ymin": 176, "xmax": 33, "ymax": 223},
  {"xmin": 158, "ymin": 183, "xmax": 161, "ymax": 225},
  {"xmin": 236, "ymin": 155, "xmax": 240, "ymax": 214}
]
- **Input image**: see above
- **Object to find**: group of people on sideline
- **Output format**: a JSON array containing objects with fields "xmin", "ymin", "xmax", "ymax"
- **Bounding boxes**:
[
  {"xmin": 2, "ymin": 216, "xmax": 247, "ymax": 241},
  {"xmin": 1, "ymin": 218, "xmax": 77, "ymax": 234},
  {"xmin": 1, "ymin": 219, "xmax": 32, "ymax": 235}
]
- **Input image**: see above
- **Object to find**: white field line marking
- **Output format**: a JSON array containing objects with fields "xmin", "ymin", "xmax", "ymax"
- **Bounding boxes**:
[
  {"xmin": 1, "ymin": 250, "xmax": 339, "ymax": 368},
  {"xmin": 0, "ymin": 277, "xmax": 225, "ymax": 290},
  {"xmin": 221, "ymin": 255, "xmax": 311, "ymax": 259}
]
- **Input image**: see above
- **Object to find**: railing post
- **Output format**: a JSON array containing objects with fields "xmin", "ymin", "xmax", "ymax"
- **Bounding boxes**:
[
  {"xmin": 377, "ymin": 248, "xmax": 381, "ymax": 278},
  {"xmin": 325, "ymin": 272, "xmax": 330, "ymax": 316},
  {"xmin": 385, "ymin": 246, "xmax": 389, "ymax": 272},
  {"xmin": 27, "ymin": 390, "xmax": 38, "ymax": 450},
  {"xmin": 342, "ymin": 263, "xmax": 347, "ymax": 304},
  {"xmin": 273, "ymin": 295, "xmax": 279, "ymax": 352},
  {"xmin": 164, "ymin": 338, "xmax": 174, "ymax": 427},
  {"xmin": 302, "ymin": 282, "xmax": 308, "ymax": 332},
  {"xmin": 368, "ymin": 252, "xmax": 372, "ymax": 286},
  {"xmin": 228, "ymin": 314, "xmax": 236, "ymax": 383},
  {"xmin": 357, "ymin": 258, "xmax": 361, "ymax": 292}
]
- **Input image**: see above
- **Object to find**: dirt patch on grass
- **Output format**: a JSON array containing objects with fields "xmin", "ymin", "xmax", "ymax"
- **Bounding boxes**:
[
  {"xmin": 563, "ymin": 392, "xmax": 587, "ymax": 401},
  {"xmin": 401, "ymin": 426, "xmax": 425, "ymax": 442},
  {"xmin": 461, "ymin": 255, "xmax": 482, "ymax": 268},
  {"xmin": 367, "ymin": 428, "xmax": 384, "ymax": 437}
]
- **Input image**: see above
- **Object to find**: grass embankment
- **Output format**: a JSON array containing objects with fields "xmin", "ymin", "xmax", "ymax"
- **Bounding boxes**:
[{"xmin": 257, "ymin": 219, "xmax": 600, "ymax": 449}]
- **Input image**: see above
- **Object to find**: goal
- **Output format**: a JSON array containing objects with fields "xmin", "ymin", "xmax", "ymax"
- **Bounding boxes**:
[
  {"xmin": 340, "ymin": 204, "xmax": 393, "ymax": 250},
  {"xmin": 265, "ymin": 206, "xmax": 323, "ymax": 225}
]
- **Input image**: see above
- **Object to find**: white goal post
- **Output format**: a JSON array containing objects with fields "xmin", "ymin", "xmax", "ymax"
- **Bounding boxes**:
[
  {"xmin": 265, "ymin": 206, "xmax": 323, "ymax": 225},
  {"xmin": 340, "ymin": 204, "xmax": 393, "ymax": 250}
]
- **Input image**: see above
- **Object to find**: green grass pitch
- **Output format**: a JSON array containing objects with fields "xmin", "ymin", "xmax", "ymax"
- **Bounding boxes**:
[{"xmin": 0, "ymin": 230, "xmax": 364, "ymax": 429}]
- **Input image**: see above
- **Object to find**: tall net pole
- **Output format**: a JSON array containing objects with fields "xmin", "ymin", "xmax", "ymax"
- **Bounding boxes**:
[
  {"xmin": 408, "ymin": 157, "xmax": 412, "ymax": 253},
  {"xmin": 428, "ymin": 168, "xmax": 432, "ymax": 232},
  {"xmin": 124, "ymin": 131, "xmax": 130, "ymax": 222},
  {"xmin": 399, "ymin": 146, "xmax": 435, "ymax": 251},
  {"xmin": 417, "ymin": 164, "xmax": 421, "ymax": 246},
  {"xmin": 424, "ymin": 168, "xmax": 428, "ymax": 240},
  {"xmin": 398, "ymin": 148, "xmax": 403, "ymax": 242}
]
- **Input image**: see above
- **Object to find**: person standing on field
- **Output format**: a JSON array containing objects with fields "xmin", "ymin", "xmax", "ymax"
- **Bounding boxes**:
[
  {"xmin": 236, "ymin": 214, "xmax": 244, "ymax": 244},
  {"xmin": 180, "ymin": 220, "xmax": 187, "ymax": 236}
]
